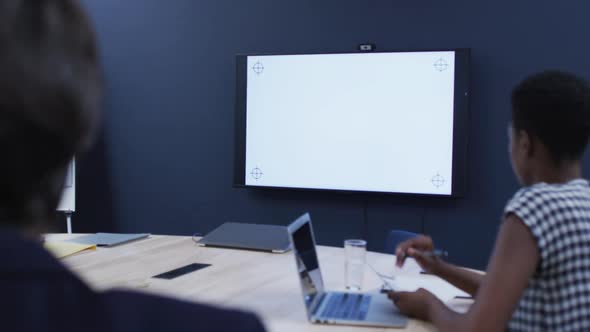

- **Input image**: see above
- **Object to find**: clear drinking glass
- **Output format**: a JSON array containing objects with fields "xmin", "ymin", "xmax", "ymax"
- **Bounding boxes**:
[{"xmin": 344, "ymin": 239, "xmax": 367, "ymax": 291}]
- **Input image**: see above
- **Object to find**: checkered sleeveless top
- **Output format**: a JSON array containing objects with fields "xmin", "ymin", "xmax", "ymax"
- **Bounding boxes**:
[{"xmin": 504, "ymin": 179, "xmax": 590, "ymax": 331}]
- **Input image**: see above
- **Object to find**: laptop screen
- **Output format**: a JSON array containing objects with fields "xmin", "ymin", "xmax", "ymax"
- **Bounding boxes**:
[{"xmin": 290, "ymin": 214, "xmax": 325, "ymax": 314}]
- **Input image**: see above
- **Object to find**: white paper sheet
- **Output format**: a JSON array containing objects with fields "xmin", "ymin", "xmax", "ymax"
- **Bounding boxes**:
[{"xmin": 387, "ymin": 275, "xmax": 471, "ymax": 302}]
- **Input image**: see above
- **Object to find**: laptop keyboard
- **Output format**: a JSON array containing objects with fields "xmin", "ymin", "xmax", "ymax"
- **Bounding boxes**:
[{"xmin": 318, "ymin": 293, "xmax": 371, "ymax": 321}]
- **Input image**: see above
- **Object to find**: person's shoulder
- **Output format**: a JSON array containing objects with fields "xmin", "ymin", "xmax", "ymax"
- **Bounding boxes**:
[
  {"xmin": 508, "ymin": 180, "xmax": 586, "ymax": 204},
  {"xmin": 99, "ymin": 290, "xmax": 266, "ymax": 332},
  {"xmin": 504, "ymin": 182, "xmax": 568, "ymax": 228},
  {"xmin": 511, "ymin": 179, "xmax": 590, "ymax": 204},
  {"xmin": 506, "ymin": 182, "xmax": 553, "ymax": 211},
  {"xmin": 504, "ymin": 180, "xmax": 590, "ymax": 226}
]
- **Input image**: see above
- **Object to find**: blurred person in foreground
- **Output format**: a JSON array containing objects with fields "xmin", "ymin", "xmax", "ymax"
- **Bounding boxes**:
[{"xmin": 0, "ymin": 1, "xmax": 266, "ymax": 331}]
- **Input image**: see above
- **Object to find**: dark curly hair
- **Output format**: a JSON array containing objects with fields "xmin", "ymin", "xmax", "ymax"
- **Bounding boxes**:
[{"xmin": 512, "ymin": 70, "xmax": 590, "ymax": 162}]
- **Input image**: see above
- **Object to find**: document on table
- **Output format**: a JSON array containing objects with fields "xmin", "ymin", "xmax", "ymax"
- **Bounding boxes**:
[
  {"xmin": 69, "ymin": 233, "xmax": 150, "ymax": 247},
  {"xmin": 44, "ymin": 242, "xmax": 96, "ymax": 259},
  {"xmin": 388, "ymin": 275, "xmax": 470, "ymax": 302}
]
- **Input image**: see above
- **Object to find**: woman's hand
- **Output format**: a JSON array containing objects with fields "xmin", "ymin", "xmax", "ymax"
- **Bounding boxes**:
[
  {"xmin": 388, "ymin": 288, "xmax": 438, "ymax": 321},
  {"xmin": 395, "ymin": 235, "xmax": 441, "ymax": 273}
]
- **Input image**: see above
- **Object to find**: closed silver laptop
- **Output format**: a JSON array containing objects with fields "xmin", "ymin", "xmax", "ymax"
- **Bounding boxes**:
[
  {"xmin": 287, "ymin": 213, "xmax": 408, "ymax": 328},
  {"xmin": 197, "ymin": 222, "xmax": 291, "ymax": 253}
]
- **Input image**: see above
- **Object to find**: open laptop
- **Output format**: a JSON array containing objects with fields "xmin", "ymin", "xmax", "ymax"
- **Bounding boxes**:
[{"xmin": 287, "ymin": 213, "xmax": 408, "ymax": 328}]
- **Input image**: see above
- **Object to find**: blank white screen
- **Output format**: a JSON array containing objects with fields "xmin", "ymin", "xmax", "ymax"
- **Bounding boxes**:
[{"xmin": 245, "ymin": 51, "xmax": 455, "ymax": 195}]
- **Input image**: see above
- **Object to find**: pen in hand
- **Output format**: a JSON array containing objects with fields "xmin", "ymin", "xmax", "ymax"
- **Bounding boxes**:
[
  {"xmin": 422, "ymin": 249, "xmax": 449, "ymax": 258},
  {"xmin": 397, "ymin": 248, "xmax": 449, "ymax": 273},
  {"xmin": 412, "ymin": 249, "xmax": 448, "ymax": 275},
  {"xmin": 400, "ymin": 248, "xmax": 448, "ymax": 261}
]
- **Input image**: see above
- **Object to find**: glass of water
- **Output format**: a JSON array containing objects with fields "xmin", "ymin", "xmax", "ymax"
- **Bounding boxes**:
[{"xmin": 344, "ymin": 239, "xmax": 367, "ymax": 291}]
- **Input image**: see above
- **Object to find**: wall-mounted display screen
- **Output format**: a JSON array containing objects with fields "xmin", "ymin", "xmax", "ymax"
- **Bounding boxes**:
[{"xmin": 234, "ymin": 49, "xmax": 470, "ymax": 196}]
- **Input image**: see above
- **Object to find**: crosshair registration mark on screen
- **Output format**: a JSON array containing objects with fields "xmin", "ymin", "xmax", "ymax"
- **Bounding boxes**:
[
  {"xmin": 431, "ymin": 174, "xmax": 446, "ymax": 188},
  {"xmin": 251, "ymin": 167, "xmax": 264, "ymax": 180},
  {"xmin": 433, "ymin": 58, "xmax": 448, "ymax": 72},
  {"xmin": 252, "ymin": 62, "xmax": 264, "ymax": 75}
]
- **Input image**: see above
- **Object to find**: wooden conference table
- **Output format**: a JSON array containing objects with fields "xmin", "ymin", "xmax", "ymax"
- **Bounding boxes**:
[{"xmin": 46, "ymin": 234, "xmax": 473, "ymax": 332}]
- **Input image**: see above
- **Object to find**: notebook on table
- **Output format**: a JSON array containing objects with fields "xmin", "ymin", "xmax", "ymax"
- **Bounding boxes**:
[{"xmin": 69, "ymin": 233, "xmax": 150, "ymax": 247}]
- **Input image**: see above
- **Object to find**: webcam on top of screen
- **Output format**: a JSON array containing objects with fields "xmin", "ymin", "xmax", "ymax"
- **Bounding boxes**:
[{"xmin": 358, "ymin": 43, "xmax": 376, "ymax": 52}]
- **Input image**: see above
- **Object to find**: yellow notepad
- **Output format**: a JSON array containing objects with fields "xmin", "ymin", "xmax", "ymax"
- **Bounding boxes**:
[{"xmin": 44, "ymin": 242, "xmax": 96, "ymax": 259}]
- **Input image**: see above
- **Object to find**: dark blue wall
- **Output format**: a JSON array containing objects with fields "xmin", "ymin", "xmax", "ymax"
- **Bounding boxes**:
[{"xmin": 75, "ymin": 0, "xmax": 590, "ymax": 269}]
